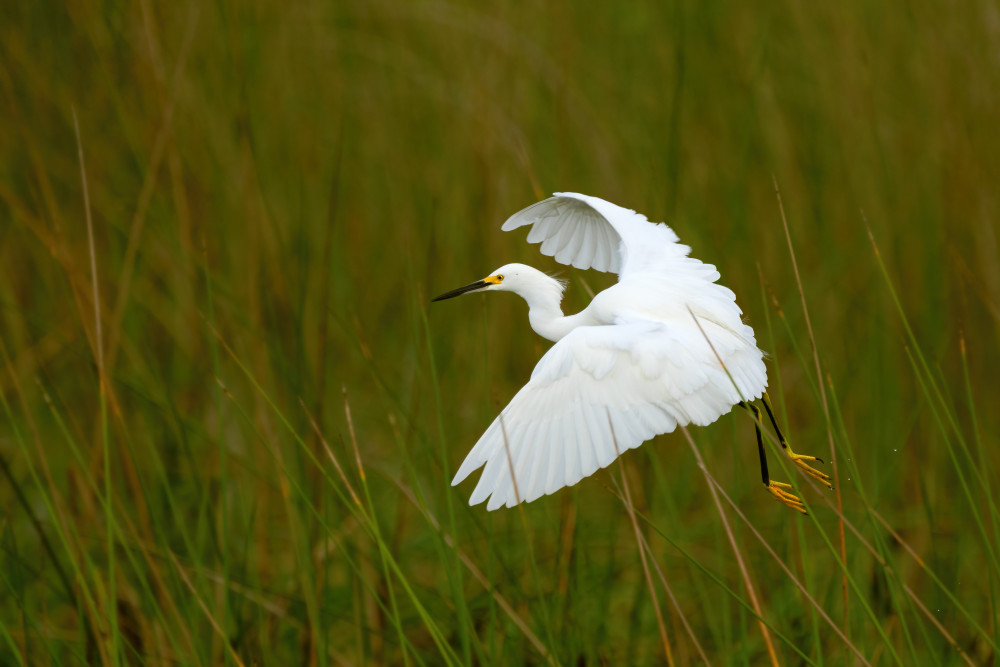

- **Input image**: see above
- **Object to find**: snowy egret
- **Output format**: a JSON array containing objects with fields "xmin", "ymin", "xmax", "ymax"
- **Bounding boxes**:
[{"xmin": 433, "ymin": 193, "xmax": 832, "ymax": 512}]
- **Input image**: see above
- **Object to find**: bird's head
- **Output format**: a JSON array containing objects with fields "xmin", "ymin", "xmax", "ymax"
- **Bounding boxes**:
[{"xmin": 432, "ymin": 263, "xmax": 565, "ymax": 302}]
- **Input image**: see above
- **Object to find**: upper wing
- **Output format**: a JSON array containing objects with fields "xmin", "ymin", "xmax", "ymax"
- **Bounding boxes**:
[
  {"xmin": 451, "ymin": 318, "xmax": 766, "ymax": 510},
  {"xmin": 501, "ymin": 193, "xmax": 691, "ymax": 277}
]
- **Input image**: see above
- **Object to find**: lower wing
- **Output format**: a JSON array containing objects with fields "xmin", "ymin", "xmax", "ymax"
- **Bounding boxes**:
[{"xmin": 452, "ymin": 319, "xmax": 766, "ymax": 510}]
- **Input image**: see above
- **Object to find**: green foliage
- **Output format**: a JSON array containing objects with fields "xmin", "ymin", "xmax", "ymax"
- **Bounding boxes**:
[{"xmin": 1, "ymin": 0, "xmax": 998, "ymax": 664}]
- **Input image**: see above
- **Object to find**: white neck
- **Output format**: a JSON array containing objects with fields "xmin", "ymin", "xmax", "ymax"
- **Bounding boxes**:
[{"xmin": 518, "ymin": 284, "xmax": 592, "ymax": 342}]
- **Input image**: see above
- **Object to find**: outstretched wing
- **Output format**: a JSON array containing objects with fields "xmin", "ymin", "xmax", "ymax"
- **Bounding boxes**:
[
  {"xmin": 501, "ymin": 192, "xmax": 691, "ymax": 277},
  {"xmin": 451, "ymin": 318, "xmax": 766, "ymax": 510}
]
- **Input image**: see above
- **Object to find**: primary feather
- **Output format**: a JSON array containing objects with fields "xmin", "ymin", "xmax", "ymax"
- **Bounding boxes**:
[{"xmin": 447, "ymin": 193, "xmax": 767, "ymax": 509}]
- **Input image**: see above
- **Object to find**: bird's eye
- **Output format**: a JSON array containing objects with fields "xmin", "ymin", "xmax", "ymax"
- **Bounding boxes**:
[{"xmin": 497, "ymin": 275, "xmax": 504, "ymax": 281}]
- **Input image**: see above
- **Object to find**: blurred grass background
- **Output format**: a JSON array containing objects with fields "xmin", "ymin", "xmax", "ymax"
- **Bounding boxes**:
[{"xmin": 2, "ymin": 0, "xmax": 999, "ymax": 664}]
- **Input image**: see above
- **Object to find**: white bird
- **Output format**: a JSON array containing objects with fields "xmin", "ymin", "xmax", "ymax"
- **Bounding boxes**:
[{"xmin": 433, "ymin": 193, "xmax": 831, "ymax": 512}]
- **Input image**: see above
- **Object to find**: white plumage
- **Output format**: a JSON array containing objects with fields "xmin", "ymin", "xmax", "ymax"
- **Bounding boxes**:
[{"xmin": 434, "ymin": 193, "xmax": 767, "ymax": 510}]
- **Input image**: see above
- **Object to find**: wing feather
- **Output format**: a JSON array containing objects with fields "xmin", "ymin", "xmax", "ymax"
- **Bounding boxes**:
[
  {"xmin": 556, "ymin": 219, "xmax": 588, "ymax": 267},
  {"xmin": 544, "ymin": 421, "xmax": 564, "ymax": 494},
  {"xmin": 595, "ymin": 219, "xmax": 614, "ymax": 272},
  {"xmin": 564, "ymin": 409, "xmax": 586, "ymax": 480},
  {"xmin": 581, "ymin": 401, "xmax": 615, "ymax": 468},
  {"xmin": 539, "ymin": 218, "xmax": 572, "ymax": 258},
  {"xmin": 576, "ymin": 223, "xmax": 597, "ymax": 270},
  {"xmin": 470, "ymin": 454, "xmax": 501, "ymax": 506},
  {"xmin": 526, "ymin": 421, "xmax": 550, "ymax": 502},
  {"xmin": 526, "ymin": 218, "xmax": 552, "ymax": 244}
]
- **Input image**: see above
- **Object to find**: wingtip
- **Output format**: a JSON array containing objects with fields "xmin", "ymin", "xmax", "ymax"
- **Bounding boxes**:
[
  {"xmin": 451, "ymin": 457, "xmax": 480, "ymax": 486},
  {"xmin": 501, "ymin": 194, "xmax": 559, "ymax": 231},
  {"xmin": 466, "ymin": 489, "xmax": 489, "ymax": 509}
]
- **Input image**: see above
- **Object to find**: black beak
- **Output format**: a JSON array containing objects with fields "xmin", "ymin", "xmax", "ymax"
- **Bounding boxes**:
[{"xmin": 432, "ymin": 280, "xmax": 490, "ymax": 302}]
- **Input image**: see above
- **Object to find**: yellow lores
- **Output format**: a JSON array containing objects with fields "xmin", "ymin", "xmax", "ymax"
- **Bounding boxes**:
[{"xmin": 434, "ymin": 193, "xmax": 832, "ymax": 512}]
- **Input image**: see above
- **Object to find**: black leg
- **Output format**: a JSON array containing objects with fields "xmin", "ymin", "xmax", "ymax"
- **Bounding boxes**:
[
  {"xmin": 760, "ymin": 392, "xmax": 833, "ymax": 490},
  {"xmin": 742, "ymin": 400, "xmax": 808, "ymax": 513},
  {"xmin": 740, "ymin": 402, "xmax": 770, "ymax": 486},
  {"xmin": 760, "ymin": 392, "xmax": 825, "ymax": 463},
  {"xmin": 759, "ymin": 392, "xmax": 787, "ymax": 450}
]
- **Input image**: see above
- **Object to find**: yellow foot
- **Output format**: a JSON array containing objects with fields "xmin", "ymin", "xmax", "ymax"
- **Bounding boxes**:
[
  {"xmin": 768, "ymin": 481, "xmax": 806, "ymax": 514},
  {"xmin": 787, "ymin": 450, "xmax": 834, "ymax": 489}
]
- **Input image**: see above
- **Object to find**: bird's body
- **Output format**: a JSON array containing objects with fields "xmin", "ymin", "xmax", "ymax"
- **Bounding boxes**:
[{"xmin": 434, "ymin": 193, "xmax": 828, "ymax": 511}]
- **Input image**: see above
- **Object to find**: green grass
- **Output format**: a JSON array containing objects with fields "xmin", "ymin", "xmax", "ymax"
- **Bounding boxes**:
[{"xmin": 2, "ymin": 0, "xmax": 999, "ymax": 664}]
